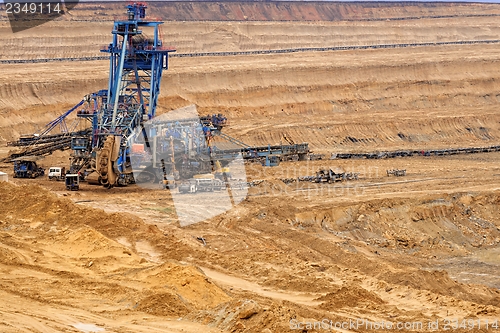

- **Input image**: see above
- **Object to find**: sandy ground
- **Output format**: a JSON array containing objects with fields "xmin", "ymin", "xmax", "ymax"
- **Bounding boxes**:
[
  {"xmin": 2, "ymin": 153, "xmax": 500, "ymax": 332},
  {"xmin": 3, "ymin": 17, "xmax": 500, "ymax": 151},
  {"xmin": 1, "ymin": 3, "xmax": 500, "ymax": 333}
]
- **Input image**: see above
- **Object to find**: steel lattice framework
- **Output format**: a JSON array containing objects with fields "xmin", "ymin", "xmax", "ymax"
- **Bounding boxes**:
[{"xmin": 95, "ymin": 3, "xmax": 174, "ymax": 175}]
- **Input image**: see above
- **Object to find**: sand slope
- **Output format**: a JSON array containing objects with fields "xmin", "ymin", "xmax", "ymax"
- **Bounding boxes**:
[
  {"xmin": 2, "ymin": 3, "xmax": 500, "ymax": 332},
  {"xmin": 2, "ymin": 19, "xmax": 500, "ymax": 151}
]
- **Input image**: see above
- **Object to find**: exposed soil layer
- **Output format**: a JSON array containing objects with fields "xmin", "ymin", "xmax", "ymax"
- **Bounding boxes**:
[
  {"xmin": 1, "ymin": 166, "xmax": 500, "ymax": 332},
  {"xmin": 3, "ymin": 1, "xmax": 500, "ymax": 22},
  {"xmin": 1, "ymin": 2, "xmax": 500, "ymax": 332}
]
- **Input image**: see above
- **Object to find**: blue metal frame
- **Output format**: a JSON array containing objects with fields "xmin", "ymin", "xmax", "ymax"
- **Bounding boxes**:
[{"xmin": 94, "ymin": 3, "xmax": 174, "ymax": 175}]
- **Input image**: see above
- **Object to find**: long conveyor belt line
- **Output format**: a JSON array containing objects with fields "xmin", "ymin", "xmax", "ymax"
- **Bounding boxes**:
[
  {"xmin": 1, "ymin": 130, "xmax": 91, "ymax": 163},
  {"xmin": 332, "ymin": 145, "xmax": 500, "ymax": 159},
  {"xmin": 7, "ymin": 130, "xmax": 90, "ymax": 147},
  {"xmin": 2, "ymin": 138, "xmax": 72, "ymax": 162},
  {"xmin": 3, "ymin": 139, "xmax": 500, "ymax": 164},
  {"xmin": 1, "ymin": 39, "xmax": 499, "ymax": 64},
  {"xmin": 6, "ymin": 12, "xmax": 500, "ymax": 24}
]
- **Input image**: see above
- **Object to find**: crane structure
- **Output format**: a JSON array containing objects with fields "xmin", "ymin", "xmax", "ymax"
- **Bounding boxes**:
[
  {"xmin": 72, "ymin": 3, "xmax": 175, "ymax": 187},
  {"xmin": 65, "ymin": 3, "xmax": 309, "ymax": 187}
]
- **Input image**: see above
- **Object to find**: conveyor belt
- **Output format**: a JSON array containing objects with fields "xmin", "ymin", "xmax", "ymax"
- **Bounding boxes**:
[{"xmin": 1, "ymin": 39, "xmax": 499, "ymax": 64}]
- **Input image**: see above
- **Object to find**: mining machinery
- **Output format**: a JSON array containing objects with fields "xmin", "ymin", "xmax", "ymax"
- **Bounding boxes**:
[
  {"xmin": 69, "ymin": 4, "xmax": 310, "ymax": 188},
  {"xmin": 12, "ymin": 157, "xmax": 45, "ymax": 179},
  {"xmin": 5, "ymin": 4, "xmax": 309, "ymax": 186},
  {"xmin": 71, "ymin": 3, "xmax": 175, "ymax": 188}
]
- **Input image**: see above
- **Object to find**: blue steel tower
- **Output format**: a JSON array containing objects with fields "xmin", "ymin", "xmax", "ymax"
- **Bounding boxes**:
[{"xmin": 94, "ymin": 3, "xmax": 175, "ymax": 187}]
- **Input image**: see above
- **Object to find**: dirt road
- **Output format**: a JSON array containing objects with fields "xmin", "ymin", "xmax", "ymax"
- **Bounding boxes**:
[{"xmin": 1, "ymin": 2, "xmax": 500, "ymax": 332}]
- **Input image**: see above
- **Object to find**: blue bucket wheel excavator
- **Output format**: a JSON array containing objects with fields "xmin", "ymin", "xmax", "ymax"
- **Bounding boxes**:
[
  {"xmin": 66, "ymin": 3, "xmax": 310, "ymax": 187},
  {"xmin": 85, "ymin": 3, "xmax": 175, "ymax": 188}
]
